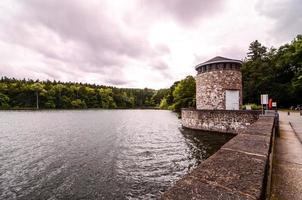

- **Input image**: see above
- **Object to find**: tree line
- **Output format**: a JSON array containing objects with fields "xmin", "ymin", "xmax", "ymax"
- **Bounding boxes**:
[
  {"xmin": 0, "ymin": 76, "xmax": 195, "ymax": 110},
  {"xmin": 0, "ymin": 78, "xmax": 157, "ymax": 109},
  {"xmin": 242, "ymin": 35, "xmax": 302, "ymax": 107},
  {"xmin": 0, "ymin": 35, "xmax": 301, "ymax": 110}
]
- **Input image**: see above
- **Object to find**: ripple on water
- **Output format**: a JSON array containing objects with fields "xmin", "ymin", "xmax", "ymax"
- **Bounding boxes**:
[{"xmin": 0, "ymin": 110, "xmax": 233, "ymax": 199}]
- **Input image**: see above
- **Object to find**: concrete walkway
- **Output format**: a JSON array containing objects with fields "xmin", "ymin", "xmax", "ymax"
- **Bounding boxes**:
[{"xmin": 270, "ymin": 111, "xmax": 302, "ymax": 200}]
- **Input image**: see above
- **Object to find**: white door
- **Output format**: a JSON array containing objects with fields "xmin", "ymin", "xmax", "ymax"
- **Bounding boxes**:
[{"xmin": 225, "ymin": 90, "xmax": 239, "ymax": 110}]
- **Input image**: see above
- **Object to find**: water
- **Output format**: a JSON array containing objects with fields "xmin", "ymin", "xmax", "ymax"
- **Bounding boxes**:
[{"xmin": 0, "ymin": 110, "xmax": 233, "ymax": 199}]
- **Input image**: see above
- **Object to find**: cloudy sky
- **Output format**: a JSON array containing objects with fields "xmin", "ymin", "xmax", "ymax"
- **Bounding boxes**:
[{"xmin": 0, "ymin": 0, "xmax": 301, "ymax": 88}]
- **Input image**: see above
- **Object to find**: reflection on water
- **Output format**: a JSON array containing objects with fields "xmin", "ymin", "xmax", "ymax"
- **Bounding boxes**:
[
  {"xmin": 181, "ymin": 128, "xmax": 234, "ymax": 168},
  {"xmin": 0, "ymin": 110, "xmax": 233, "ymax": 199}
]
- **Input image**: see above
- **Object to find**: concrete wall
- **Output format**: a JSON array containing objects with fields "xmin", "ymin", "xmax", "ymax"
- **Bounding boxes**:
[
  {"xmin": 181, "ymin": 109, "xmax": 261, "ymax": 134},
  {"xmin": 196, "ymin": 70, "xmax": 242, "ymax": 110},
  {"xmin": 162, "ymin": 116, "xmax": 276, "ymax": 200}
]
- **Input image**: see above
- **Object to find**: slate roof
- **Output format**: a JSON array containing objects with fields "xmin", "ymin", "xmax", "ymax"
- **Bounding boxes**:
[{"xmin": 195, "ymin": 56, "xmax": 242, "ymax": 69}]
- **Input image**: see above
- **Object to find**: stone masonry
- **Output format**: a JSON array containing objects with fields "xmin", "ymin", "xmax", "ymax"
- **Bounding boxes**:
[
  {"xmin": 181, "ymin": 56, "xmax": 247, "ymax": 132},
  {"xmin": 182, "ymin": 109, "xmax": 260, "ymax": 134},
  {"xmin": 196, "ymin": 70, "xmax": 242, "ymax": 110}
]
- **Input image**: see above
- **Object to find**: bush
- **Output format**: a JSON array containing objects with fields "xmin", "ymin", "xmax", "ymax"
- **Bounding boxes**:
[{"xmin": 242, "ymin": 104, "xmax": 262, "ymax": 110}]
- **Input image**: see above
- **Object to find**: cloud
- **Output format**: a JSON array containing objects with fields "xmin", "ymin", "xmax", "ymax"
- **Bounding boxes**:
[
  {"xmin": 150, "ymin": 59, "xmax": 173, "ymax": 80},
  {"xmin": 256, "ymin": 0, "xmax": 302, "ymax": 42},
  {"xmin": 17, "ymin": 0, "xmax": 153, "ymax": 64},
  {"xmin": 105, "ymin": 78, "xmax": 132, "ymax": 86},
  {"xmin": 0, "ymin": 0, "xmax": 300, "ymax": 88},
  {"xmin": 140, "ymin": 0, "xmax": 225, "ymax": 25},
  {"xmin": 0, "ymin": 0, "xmax": 173, "ymax": 87},
  {"xmin": 151, "ymin": 59, "xmax": 169, "ymax": 70}
]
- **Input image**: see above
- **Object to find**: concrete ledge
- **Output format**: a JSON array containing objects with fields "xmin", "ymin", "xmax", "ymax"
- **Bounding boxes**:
[
  {"xmin": 222, "ymin": 134, "xmax": 270, "ymax": 158},
  {"xmin": 162, "ymin": 116, "xmax": 276, "ymax": 200},
  {"xmin": 181, "ymin": 109, "xmax": 261, "ymax": 134}
]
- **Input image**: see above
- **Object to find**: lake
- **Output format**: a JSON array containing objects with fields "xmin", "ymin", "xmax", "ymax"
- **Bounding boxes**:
[{"xmin": 0, "ymin": 110, "xmax": 232, "ymax": 199}]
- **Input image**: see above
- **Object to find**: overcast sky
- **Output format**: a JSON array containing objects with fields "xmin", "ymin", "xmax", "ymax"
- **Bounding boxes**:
[{"xmin": 0, "ymin": 0, "xmax": 301, "ymax": 88}]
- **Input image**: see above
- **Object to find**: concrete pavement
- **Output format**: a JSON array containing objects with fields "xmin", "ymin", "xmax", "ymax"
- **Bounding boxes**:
[
  {"xmin": 270, "ymin": 111, "xmax": 302, "ymax": 200},
  {"xmin": 289, "ymin": 112, "xmax": 302, "ymax": 143}
]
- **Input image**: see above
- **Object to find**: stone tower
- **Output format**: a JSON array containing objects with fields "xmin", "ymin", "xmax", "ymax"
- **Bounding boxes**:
[{"xmin": 195, "ymin": 56, "xmax": 243, "ymax": 110}]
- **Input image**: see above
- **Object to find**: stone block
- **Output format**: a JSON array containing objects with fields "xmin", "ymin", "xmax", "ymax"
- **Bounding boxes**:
[
  {"xmin": 161, "ymin": 177, "xmax": 254, "ymax": 200},
  {"xmin": 222, "ymin": 134, "xmax": 271, "ymax": 158},
  {"xmin": 242, "ymin": 127, "xmax": 272, "ymax": 137},
  {"xmin": 191, "ymin": 149, "xmax": 266, "ymax": 198},
  {"xmin": 162, "ymin": 149, "xmax": 267, "ymax": 199}
]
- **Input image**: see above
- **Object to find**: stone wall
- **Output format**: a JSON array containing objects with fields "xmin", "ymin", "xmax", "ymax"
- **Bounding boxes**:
[
  {"xmin": 181, "ymin": 109, "xmax": 261, "ymax": 134},
  {"xmin": 196, "ymin": 70, "xmax": 242, "ymax": 110},
  {"xmin": 162, "ymin": 116, "xmax": 277, "ymax": 200}
]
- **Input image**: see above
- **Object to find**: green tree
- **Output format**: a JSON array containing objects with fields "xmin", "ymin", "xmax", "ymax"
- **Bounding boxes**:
[
  {"xmin": 171, "ymin": 76, "xmax": 196, "ymax": 112},
  {"xmin": 54, "ymin": 84, "xmax": 65, "ymax": 108},
  {"xmin": 151, "ymin": 88, "xmax": 169, "ymax": 107},
  {"xmin": 159, "ymin": 97, "xmax": 169, "ymax": 109},
  {"xmin": 242, "ymin": 35, "xmax": 302, "ymax": 107},
  {"xmin": 30, "ymin": 83, "xmax": 44, "ymax": 109},
  {"xmin": 44, "ymin": 100, "xmax": 56, "ymax": 108},
  {"xmin": 0, "ymin": 92, "xmax": 10, "ymax": 109},
  {"xmin": 247, "ymin": 40, "xmax": 267, "ymax": 60},
  {"xmin": 97, "ymin": 88, "xmax": 117, "ymax": 108},
  {"xmin": 71, "ymin": 99, "xmax": 87, "ymax": 108}
]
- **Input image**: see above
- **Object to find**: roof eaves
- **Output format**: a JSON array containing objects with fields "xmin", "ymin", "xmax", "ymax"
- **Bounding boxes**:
[{"xmin": 195, "ymin": 59, "xmax": 242, "ymax": 69}]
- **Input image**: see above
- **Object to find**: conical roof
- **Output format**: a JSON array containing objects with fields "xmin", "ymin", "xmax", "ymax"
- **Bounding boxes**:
[{"xmin": 195, "ymin": 56, "xmax": 242, "ymax": 69}]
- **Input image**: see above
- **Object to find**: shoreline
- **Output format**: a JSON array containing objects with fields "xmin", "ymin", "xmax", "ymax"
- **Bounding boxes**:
[{"xmin": 0, "ymin": 107, "xmax": 166, "ymax": 111}]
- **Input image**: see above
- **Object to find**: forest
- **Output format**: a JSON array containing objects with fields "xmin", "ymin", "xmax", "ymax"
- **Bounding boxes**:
[
  {"xmin": 242, "ymin": 35, "xmax": 302, "ymax": 107},
  {"xmin": 0, "ymin": 35, "xmax": 301, "ymax": 110},
  {"xmin": 0, "ymin": 75, "xmax": 195, "ymax": 111}
]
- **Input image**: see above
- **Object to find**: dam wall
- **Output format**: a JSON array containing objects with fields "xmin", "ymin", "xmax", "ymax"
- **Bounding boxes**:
[
  {"xmin": 181, "ymin": 109, "xmax": 261, "ymax": 134},
  {"xmin": 162, "ymin": 115, "xmax": 277, "ymax": 200}
]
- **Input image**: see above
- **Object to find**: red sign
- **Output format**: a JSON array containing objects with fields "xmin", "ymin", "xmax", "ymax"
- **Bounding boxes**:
[{"xmin": 269, "ymin": 98, "xmax": 273, "ymax": 109}]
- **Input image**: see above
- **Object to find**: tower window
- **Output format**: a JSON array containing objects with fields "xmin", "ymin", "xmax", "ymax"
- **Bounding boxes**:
[{"xmin": 226, "ymin": 63, "xmax": 230, "ymax": 69}]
